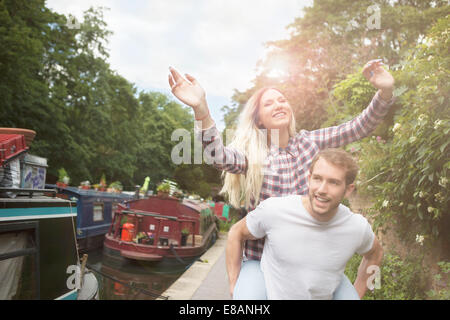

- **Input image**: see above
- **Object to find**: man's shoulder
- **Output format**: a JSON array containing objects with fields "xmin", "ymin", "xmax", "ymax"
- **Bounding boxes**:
[
  {"xmin": 259, "ymin": 195, "xmax": 301, "ymax": 208},
  {"xmin": 337, "ymin": 204, "xmax": 370, "ymax": 226}
]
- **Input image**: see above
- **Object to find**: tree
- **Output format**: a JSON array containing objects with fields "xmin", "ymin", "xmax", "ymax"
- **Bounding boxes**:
[
  {"xmin": 223, "ymin": 0, "xmax": 449, "ymax": 132},
  {"xmin": 135, "ymin": 91, "xmax": 195, "ymax": 188}
]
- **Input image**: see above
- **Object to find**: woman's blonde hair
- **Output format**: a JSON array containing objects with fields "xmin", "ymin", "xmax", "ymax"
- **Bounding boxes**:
[{"xmin": 221, "ymin": 87, "xmax": 296, "ymax": 209}]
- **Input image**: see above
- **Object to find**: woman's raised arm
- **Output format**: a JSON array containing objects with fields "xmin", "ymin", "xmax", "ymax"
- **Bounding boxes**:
[
  {"xmin": 169, "ymin": 67, "xmax": 214, "ymax": 128},
  {"xmin": 302, "ymin": 59, "xmax": 395, "ymax": 149},
  {"xmin": 169, "ymin": 67, "xmax": 247, "ymax": 174}
]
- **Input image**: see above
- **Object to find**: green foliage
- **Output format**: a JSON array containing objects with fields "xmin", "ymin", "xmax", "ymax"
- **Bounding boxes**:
[
  {"xmin": 156, "ymin": 182, "xmax": 171, "ymax": 193},
  {"xmin": 108, "ymin": 181, "xmax": 123, "ymax": 192},
  {"xmin": 134, "ymin": 91, "xmax": 196, "ymax": 188},
  {"xmin": 222, "ymin": 0, "xmax": 449, "ymax": 133},
  {"xmin": 173, "ymin": 163, "xmax": 222, "ymax": 199},
  {"xmin": 359, "ymin": 16, "xmax": 449, "ymax": 242},
  {"xmin": 323, "ymin": 69, "xmax": 398, "ymax": 138},
  {"xmin": 326, "ymin": 72, "xmax": 375, "ymax": 123},
  {"xmin": 57, "ymin": 168, "xmax": 69, "ymax": 183},
  {"xmin": 217, "ymin": 218, "xmax": 237, "ymax": 232},
  {"xmin": 322, "ymin": 13, "xmax": 450, "ymax": 301},
  {"xmin": 181, "ymin": 227, "xmax": 190, "ymax": 236},
  {"xmin": 0, "ymin": 2, "xmax": 221, "ymax": 196},
  {"xmin": 426, "ymin": 261, "xmax": 450, "ymax": 300},
  {"xmin": 324, "ymin": 15, "xmax": 449, "ymax": 245},
  {"xmin": 345, "ymin": 251, "xmax": 428, "ymax": 300},
  {"xmin": 340, "ymin": 197, "xmax": 351, "ymax": 208}
]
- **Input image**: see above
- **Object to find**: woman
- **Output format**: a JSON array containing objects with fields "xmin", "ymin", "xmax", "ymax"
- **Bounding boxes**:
[{"xmin": 168, "ymin": 59, "xmax": 395, "ymax": 299}]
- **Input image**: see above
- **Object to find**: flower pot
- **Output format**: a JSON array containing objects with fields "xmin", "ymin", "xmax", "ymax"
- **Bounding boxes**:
[
  {"xmin": 181, "ymin": 234, "xmax": 188, "ymax": 246},
  {"xmin": 157, "ymin": 191, "xmax": 169, "ymax": 198}
]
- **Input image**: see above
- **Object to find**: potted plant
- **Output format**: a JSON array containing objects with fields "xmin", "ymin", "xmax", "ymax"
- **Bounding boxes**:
[
  {"xmin": 79, "ymin": 180, "xmax": 91, "ymax": 190},
  {"xmin": 108, "ymin": 181, "xmax": 123, "ymax": 193},
  {"xmin": 156, "ymin": 182, "xmax": 171, "ymax": 198},
  {"xmin": 181, "ymin": 228, "xmax": 190, "ymax": 246},
  {"xmin": 141, "ymin": 232, "xmax": 154, "ymax": 245},
  {"xmin": 99, "ymin": 174, "xmax": 107, "ymax": 191},
  {"xmin": 56, "ymin": 168, "xmax": 70, "ymax": 188},
  {"xmin": 134, "ymin": 232, "xmax": 147, "ymax": 244}
]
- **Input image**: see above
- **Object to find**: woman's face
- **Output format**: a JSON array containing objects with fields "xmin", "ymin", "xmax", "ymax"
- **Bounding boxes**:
[{"xmin": 257, "ymin": 89, "xmax": 292, "ymax": 130}]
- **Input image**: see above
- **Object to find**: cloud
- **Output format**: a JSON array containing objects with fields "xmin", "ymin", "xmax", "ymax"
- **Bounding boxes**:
[{"xmin": 46, "ymin": 0, "xmax": 312, "ymax": 127}]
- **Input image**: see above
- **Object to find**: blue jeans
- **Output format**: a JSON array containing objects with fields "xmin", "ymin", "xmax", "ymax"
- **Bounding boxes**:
[{"xmin": 233, "ymin": 260, "xmax": 360, "ymax": 300}]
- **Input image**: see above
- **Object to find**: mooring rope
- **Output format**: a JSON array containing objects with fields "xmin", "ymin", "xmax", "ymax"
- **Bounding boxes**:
[{"xmin": 69, "ymin": 201, "xmax": 81, "ymax": 266}]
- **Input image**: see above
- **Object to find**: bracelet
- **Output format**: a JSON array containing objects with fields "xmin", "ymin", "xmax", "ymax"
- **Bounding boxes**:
[{"xmin": 195, "ymin": 110, "xmax": 210, "ymax": 121}]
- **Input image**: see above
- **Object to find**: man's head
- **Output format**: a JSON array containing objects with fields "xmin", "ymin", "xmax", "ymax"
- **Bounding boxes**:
[{"xmin": 305, "ymin": 148, "xmax": 359, "ymax": 222}]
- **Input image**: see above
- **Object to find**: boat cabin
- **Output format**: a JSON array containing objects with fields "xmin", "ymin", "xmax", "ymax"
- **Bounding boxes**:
[
  {"xmin": 110, "ymin": 196, "xmax": 215, "ymax": 247},
  {"xmin": 48, "ymin": 185, "xmax": 134, "ymax": 251}
]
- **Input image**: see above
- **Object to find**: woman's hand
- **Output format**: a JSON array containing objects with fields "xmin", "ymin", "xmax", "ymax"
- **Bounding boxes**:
[
  {"xmin": 362, "ymin": 59, "xmax": 395, "ymax": 101},
  {"xmin": 168, "ymin": 67, "xmax": 209, "ymax": 118}
]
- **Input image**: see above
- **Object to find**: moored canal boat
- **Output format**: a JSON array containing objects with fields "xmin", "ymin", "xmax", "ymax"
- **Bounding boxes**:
[
  {"xmin": 103, "ymin": 195, "xmax": 218, "ymax": 273},
  {"xmin": 0, "ymin": 129, "xmax": 98, "ymax": 300},
  {"xmin": 47, "ymin": 185, "xmax": 134, "ymax": 252},
  {"xmin": 0, "ymin": 188, "xmax": 98, "ymax": 300}
]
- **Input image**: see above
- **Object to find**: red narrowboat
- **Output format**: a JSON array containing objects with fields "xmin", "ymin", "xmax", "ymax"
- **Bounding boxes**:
[{"xmin": 103, "ymin": 195, "xmax": 219, "ymax": 273}]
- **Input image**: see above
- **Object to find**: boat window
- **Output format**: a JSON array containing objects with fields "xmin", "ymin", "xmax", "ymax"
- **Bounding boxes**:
[
  {"xmin": 0, "ymin": 223, "xmax": 39, "ymax": 299},
  {"xmin": 93, "ymin": 203, "xmax": 104, "ymax": 222}
]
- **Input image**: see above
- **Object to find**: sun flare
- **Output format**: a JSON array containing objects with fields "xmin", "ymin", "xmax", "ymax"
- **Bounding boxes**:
[{"xmin": 265, "ymin": 55, "xmax": 290, "ymax": 78}]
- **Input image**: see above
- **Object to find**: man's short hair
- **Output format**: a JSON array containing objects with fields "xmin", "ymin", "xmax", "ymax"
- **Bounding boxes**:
[{"xmin": 309, "ymin": 148, "xmax": 359, "ymax": 185}]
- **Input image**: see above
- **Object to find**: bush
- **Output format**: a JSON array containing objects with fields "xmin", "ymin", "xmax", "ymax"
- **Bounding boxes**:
[
  {"xmin": 364, "ymin": 16, "xmax": 449, "ymax": 242},
  {"xmin": 426, "ymin": 261, "xmax": 450, "ymax": 300},
  {"xmin": 330, "ymin": 16, "xmax": 449, "ymax": 244},
  {"xmin": 217, "ymin": 218, "xmax": 237, "ymax": 232},
  {"xmin": 345, "ymin": 250, "xmax": 428, "ymax": 300}
]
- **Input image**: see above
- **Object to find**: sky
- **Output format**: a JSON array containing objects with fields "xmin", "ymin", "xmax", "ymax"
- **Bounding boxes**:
[{"xmin": 46, "ymin": 0, "xmax": 313, "ymax": 130}]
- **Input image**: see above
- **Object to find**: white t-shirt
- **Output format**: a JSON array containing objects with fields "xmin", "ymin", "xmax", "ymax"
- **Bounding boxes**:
[{"xmin": 246, "ymin": 195, "xmax": 375, "ymax": 300}]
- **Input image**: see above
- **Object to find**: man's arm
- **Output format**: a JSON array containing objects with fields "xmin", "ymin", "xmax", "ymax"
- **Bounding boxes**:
[
  {"xmin": 226, "ymin": 217, "xmax": 259, "ymax": 298},
  {"xmin": 353, "ymin": 237, "xmax": 384, "ymax": 299}
]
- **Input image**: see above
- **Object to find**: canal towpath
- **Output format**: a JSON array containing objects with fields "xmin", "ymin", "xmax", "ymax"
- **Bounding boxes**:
[{"xmin": 162, "ymin": 232, "xmax": 230, "ymax": 300}]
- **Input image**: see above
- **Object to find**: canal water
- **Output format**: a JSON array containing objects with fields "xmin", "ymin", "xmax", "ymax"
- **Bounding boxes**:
[{"xmin": 85, "ymin": 248, "xmax": 184, "ymax": 300}]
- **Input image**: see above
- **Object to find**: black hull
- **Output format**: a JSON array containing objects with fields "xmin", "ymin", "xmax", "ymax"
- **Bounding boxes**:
[{"xmin": 77, "ymin": 234, "xmax": 105, "ymax": 253}]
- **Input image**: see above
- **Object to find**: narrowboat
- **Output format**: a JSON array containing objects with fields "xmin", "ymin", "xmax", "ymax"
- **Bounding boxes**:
[
  {"xmin": 47, "ymin": 185, "xmax": 134, "ymax": 252},
  {"xmin": 0, "ymin": 130, "xmax": 98, "ymax": 300},
  {"xmin": 103, "ymin": 195, "xmax": 219, "ymax": 273},
  {"xmin": 0, "ymin": 188, "xmax": 98, "ymax": 300}
]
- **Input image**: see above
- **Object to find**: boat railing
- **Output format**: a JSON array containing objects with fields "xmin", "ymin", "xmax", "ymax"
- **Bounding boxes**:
[
  {"xmin": 122, "ymin": 209, "xmax": 178, "ymax": 221},
  {"xmin": 109, "ymin": 209, "xmax": 198, "ymax": 247},
  {"xmin": 0, "ymin": 187, "xmax": 56, "ymax": 198}
]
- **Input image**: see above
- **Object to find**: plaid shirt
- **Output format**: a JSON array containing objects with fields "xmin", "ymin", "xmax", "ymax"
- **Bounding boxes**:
[{"xmin": 196, "ymin": 91, "xmax": 394, "ymax": 260}]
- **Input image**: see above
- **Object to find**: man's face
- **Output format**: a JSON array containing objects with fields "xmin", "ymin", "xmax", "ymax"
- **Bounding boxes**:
[{"xmin": 306, "ymin": 158, "xmax": 354, "ymax": 222}]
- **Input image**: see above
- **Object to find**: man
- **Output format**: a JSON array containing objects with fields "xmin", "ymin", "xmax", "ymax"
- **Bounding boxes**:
[{"xmin": 226, "ymin": 148, "xmax": 383, "ymax": 299}]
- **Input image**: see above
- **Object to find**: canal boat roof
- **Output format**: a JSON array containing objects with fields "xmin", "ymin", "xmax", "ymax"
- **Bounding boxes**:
[
  {"xmin": 124, "ymin": 196, "xmax": 213, "ymax": 220},
  {"xmin": 46, "ymin": 184, "xmax": 134, "ymax": 201},
  {"xmin": 181, "ymin": 199, "xmax": 211, "ymax": 212}
]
